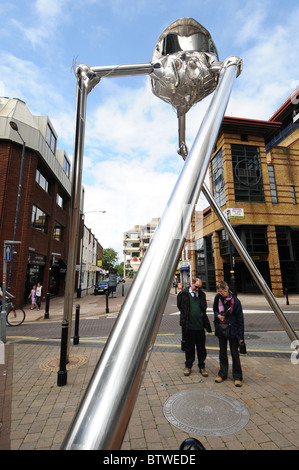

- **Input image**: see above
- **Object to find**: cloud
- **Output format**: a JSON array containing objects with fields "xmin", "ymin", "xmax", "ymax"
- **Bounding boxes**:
[
  {"xmin": 10, "ymin": 0, "xmax": 66, "ymax": 48},
  {"xmin": 82, "ymin": 157, "xmax": 180, "ymax": 258}
]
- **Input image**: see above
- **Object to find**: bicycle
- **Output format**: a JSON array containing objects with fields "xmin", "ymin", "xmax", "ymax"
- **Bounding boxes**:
[{"xmin": 4, "ymin": 298, "xmax": 26, "ymax": 326}]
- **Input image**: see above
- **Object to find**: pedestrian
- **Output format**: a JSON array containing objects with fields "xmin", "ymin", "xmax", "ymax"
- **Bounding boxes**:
[
  {"xmin": 36, "ymin": 282, "xmax": 43, "ymax": 310},
  {"xmin": 213, "ymin": 280, "xmax": 244, "ymax": 387},
  {"xmin": 29, "ymin": 285, "xmax": 36, "ymax": 309},
  {"xmin": 177, "ymin": 278, "xmax": 212, "ymax": 377}
]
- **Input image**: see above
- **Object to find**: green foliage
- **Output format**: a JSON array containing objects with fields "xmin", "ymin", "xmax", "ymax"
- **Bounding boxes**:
[{"xmin": 102, "ymin": 248, "xmax": 118, "ymax": 271}]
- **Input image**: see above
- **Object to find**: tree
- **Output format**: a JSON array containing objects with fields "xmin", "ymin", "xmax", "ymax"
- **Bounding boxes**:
[{"xmin": 102, "ymin": 248, "xmax": 118, "ymax": 271}]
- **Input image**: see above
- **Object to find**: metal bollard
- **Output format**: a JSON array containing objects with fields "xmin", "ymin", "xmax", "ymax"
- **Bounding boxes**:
[
  {"xmin": 122, "ymin": 284, "xmax": 124, "ymax": 296},
  {"xmin": 57, "ymin": 319, "xmax": 69, "ymax": 386},
  {"xmin": 44, "ymin": 292, "xmax": 50, "ymax": 319},
  {"xmin": 73, "ymin": 304, "xmax": 80, "ymax": 345},
  {"xmin": 285, "ymin": 288, "xmax": 289, "ymax": 305},
  {"xmin": 105, "ymin": 292, "xmax": 109, "ymax": 313}
]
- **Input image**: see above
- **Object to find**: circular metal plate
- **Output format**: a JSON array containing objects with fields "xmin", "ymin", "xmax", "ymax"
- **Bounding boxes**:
[{"xmin": 163, "ymin": 390, "xmax": 249, "ymax": 436}]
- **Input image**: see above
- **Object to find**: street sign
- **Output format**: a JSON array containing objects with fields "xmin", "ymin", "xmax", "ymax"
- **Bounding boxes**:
[
  {"xmin": 130, "ymin": 257, "xmax": 141, "ymax": 271},
  {"xmin": 5, "ymin": 245, "xmax": 11, "ymax": 262},
  {"xmin": 108, "ymin": 273, "xmax": 117, "ymax": 292}
]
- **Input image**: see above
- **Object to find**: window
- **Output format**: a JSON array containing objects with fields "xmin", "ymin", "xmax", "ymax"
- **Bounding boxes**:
[
  {"xmin": 53, "ymin": 221, "xmax": 64, "ymax": 241},
  {"xmin": 267, "ymin": 165, "xmax": 278, "ymax": 204},
  {"xmin": 219, "ymin": 229, "xmax": 230, "ymax": 256},
  {"xmin": 211, "ymin": 148, "xmax": 226, "ymax": 207},
  {"xmin": 32, "ymin": 205, "xmax": 48, "ymax": 233},
  {"xmin": 56, "ymin": 193, "xmax": 64, "ymax": 208},
  {"xmin": 244, "ymin": 226, "xmax": 268, "ymax": 253},
  {"xmin": 46, "ymin": 123, "xmax": 56, "ymax": 154},
  {"xmin": 63, "ymin": 156, "xmax": 70, "ymax": 178},
  {"xmin": 231, "ymin": 144, "xmax": 264, "ymax": 202},
  {"xmin": 291, "ymin": 186, "xmax": 297, "ymax": 204},
  {"xmin": 36, "ymin": 169, "xmax": 49, "ymax": 192}
]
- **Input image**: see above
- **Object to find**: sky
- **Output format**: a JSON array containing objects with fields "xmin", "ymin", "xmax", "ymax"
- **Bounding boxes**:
[{"xmin": 1, "ymin": 0, "xmax": 299, "ymax": 261}]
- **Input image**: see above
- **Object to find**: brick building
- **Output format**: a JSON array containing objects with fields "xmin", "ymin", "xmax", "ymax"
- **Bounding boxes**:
[
  {"xmin": 0, "ymin": 98, "xmax": 72, "ymax": 305},
  {"xmin": 192, "ymin": 89, "xmax": 299, "ymax": 296}
]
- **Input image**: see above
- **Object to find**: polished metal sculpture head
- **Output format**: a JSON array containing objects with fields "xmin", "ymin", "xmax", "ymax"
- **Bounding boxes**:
[{"xmin": 151, "ymin": 18, "xmax": 219, "ymax": 116}]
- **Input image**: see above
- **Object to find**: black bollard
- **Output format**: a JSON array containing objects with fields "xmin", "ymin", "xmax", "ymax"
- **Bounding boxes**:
[
  {"xmin": 44, "ymin": 292, "xmax": 50, "ymax": 319},
  {"xmin": 285, "ymin": 287, "xmax": 289, "ymax": 305},
  {"xmin": 57, "ymin": 319, "xmax": 68, "ymax": 386},
  {"xmin": 73, "ymin": 304, "xmax": 80, "ymax": 345},
  {"xmin": 122, "ymin": 283, "xmax": 124, "ymax": 296},
  {"xmin": 105, "ymin": 291, "xmax": 109, "ymax": 313}
]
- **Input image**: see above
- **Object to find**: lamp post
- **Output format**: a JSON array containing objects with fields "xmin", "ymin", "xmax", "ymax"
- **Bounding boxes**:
[
  {"xmin": 8, "ymin": 121, "xmax": 26, "ymax": 293},
  {"xmin": 77, "ymin": 210, "xmax": 106, "ymax": 298}
]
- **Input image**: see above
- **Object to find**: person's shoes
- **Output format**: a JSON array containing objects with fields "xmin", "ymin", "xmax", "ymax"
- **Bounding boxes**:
[
  {"xmin": 215, "ymin": 376, "xmax": 223, "ymax": 383},
  {"xmin": 200, "ymin": 368, "xmax": 208, "ymax": 377},
  {"xmin": 184, "ymin": 368, "xmax": 191, "ymax": 376},
  {"xmin": 234, "ymin": 380, "xmax": 242, "ymax": 387}
]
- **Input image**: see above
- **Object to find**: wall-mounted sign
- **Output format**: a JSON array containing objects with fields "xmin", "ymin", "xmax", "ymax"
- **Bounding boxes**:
[{"xmin": 224, "ymin": 208, "xmax": 244, "ymax": 219}]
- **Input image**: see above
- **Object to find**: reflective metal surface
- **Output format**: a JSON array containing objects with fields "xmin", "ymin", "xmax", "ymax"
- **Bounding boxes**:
[
  {"xmin": 62, "ymin": 58, "xmax": 240, "ymax": 450},
  {"xmin": 63, "ymin": 67, "xmax": 89, "ymax": 355},
  {"xmin": 151, "ymin": 18, "xmax": 220, "ymax": 116}
]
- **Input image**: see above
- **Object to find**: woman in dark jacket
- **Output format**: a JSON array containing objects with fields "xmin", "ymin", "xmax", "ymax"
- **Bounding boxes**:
[{"xmin": 213, "ymin": 280, "xmax": 244, "ymax": 387}]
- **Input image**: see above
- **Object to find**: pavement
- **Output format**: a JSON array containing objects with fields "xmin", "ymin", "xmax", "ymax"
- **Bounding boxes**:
[{"xmin": 1, "ymin": 285, "xmax": 299, "ymax": 452}]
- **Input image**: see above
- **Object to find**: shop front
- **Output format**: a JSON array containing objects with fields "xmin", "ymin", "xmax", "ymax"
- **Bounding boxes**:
[{"xmin": 25, "ymin": 252, "xmax": 45, "ymax": 303}]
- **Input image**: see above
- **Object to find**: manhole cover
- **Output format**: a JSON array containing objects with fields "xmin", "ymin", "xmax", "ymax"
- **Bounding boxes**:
[
  {"xmin": 39, "ymin": 354, "xmax": 88, "ymax": 372},
  {"xmin": 163, "ymin": 390, "xmax": 249, "ymax": 436}
]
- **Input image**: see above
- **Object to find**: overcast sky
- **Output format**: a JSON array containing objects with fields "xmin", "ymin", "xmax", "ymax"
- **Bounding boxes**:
[{"xmin": 1, "ymin": 0, "xmax": 299, "ymax": 259}]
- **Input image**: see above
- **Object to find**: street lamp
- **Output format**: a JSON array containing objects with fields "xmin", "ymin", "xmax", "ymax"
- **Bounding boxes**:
[
  {"xmin": 8, "ymin": 121, "xmax": 26, "ymax": 293},
  {"xmin": 77, "ymin": 210, "xmax": 106, "ymax": 298}
]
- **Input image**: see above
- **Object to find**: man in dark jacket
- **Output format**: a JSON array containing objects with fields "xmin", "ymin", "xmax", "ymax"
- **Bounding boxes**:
[{"xmin": 177, "ymin": 278, "xmax": 212, "ymax": 377}]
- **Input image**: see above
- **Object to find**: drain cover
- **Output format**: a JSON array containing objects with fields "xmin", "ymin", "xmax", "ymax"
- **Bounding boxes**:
[{"xmin": 163, "ymin": 390, "xmax": 249, "ymax": 436}]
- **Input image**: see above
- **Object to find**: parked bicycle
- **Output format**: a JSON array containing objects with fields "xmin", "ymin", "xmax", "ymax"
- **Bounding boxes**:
[{"xmin": 2, "ymin": 298, "xmax": 26, "ymax": 326}]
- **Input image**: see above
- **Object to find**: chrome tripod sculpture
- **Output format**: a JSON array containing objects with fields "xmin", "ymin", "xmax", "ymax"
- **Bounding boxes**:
[{"xmin": 62, "ymin": 18, "xmax": 298, "ymax": 450}]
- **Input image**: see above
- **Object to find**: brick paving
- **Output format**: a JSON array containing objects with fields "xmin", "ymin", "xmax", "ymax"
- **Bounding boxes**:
[{"xmin": 1, "ymin": 290, "xmax": 299, "ymax": 451}]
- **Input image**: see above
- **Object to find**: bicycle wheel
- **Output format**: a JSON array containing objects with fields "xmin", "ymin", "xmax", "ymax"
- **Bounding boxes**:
[{"xmin": 6, "ymin": 307, "xmax": 26, "ymax": 326}]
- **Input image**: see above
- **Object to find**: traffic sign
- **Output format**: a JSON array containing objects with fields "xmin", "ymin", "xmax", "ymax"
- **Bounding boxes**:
[{"xmin": 5, "ymin": 245, "xmax": 11, "ymax": 262}]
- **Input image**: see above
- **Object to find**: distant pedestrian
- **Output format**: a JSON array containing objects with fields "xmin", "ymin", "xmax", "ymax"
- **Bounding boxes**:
[
  {"xmin": 29, "ymin": 285, "xmax": 36, "ymax": 309},
  {"xmin": 213, "ymin": 280, "xmax": 244, "ymax": 387},
  {"xmin": 177, "ymin": 278, "xmax": 212, "ymax": 377},
  {"xmin": 36, "ymin": 283, "xmax": 43, "ymax": 310}
]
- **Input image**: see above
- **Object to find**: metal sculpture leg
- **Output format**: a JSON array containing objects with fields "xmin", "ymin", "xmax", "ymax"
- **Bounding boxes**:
[
  {"xmin": 61, "ymin": 59, "xmax": 240, "ymax": 450},
  {"xmin": 63, "ymin": 67, "xmax": 96, "ymax": 357}
]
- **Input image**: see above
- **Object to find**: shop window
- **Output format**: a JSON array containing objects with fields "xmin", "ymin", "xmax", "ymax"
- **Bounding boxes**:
[
  {"xmin": 219, "ymin": 229, "xmax": 230, "ymax": 256},
  {"xmin": 231, "ymin": 144, "xmax": 264, "ymax": 202},
  {"xmin": 276, "ymin": 226, "xmax": 292, "ymax": 261},
  {"xmin": 32, "ymin": 205, "xmax": 48, "ymax": 233},
  {"xmin": 242, "ymin": 226, "xmax": 268, "ymax": 253}
]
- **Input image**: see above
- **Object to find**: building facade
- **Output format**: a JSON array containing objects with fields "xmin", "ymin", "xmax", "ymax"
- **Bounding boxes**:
[
  {"xmin": 123, "ymin": 218, "xmax": 159, "ymax": 276},
  {"xmin": 193, "ymin": 89, "xmax": 299, "ymax": 296},
  {"xmin": 0, "ymin": 97, "xmax": 72, "ymax": 305},
  {"xmin": 77, "ymin": 221, "xmax": 104, "ymax": 295}
]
